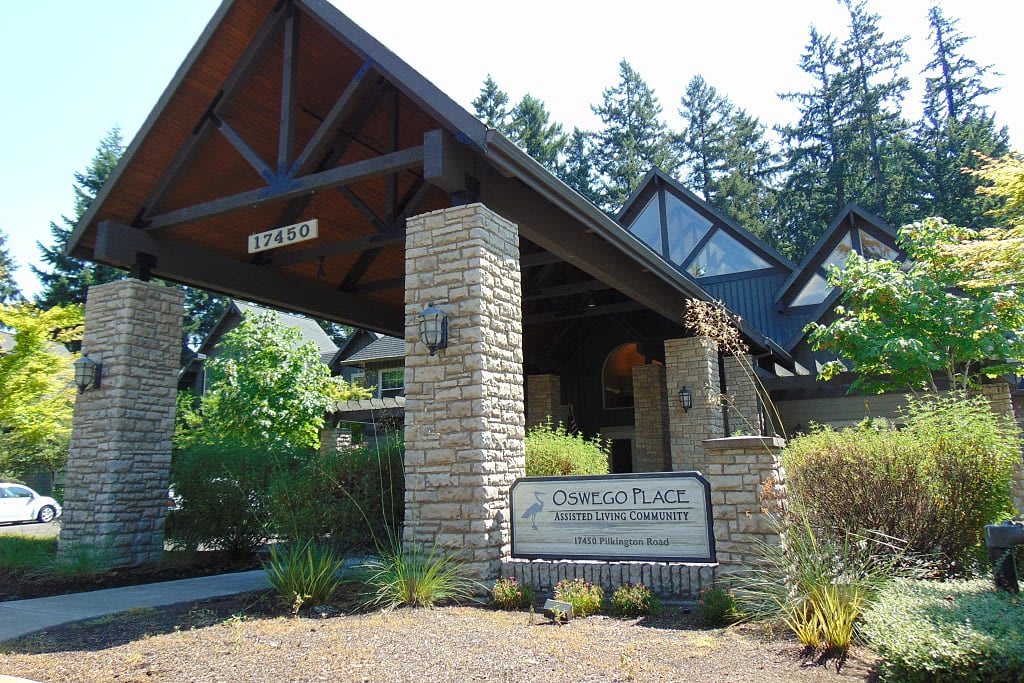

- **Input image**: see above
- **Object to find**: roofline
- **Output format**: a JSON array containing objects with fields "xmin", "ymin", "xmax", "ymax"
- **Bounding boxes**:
[
  {"xmin": 196, "ymin": 299, "xmax": 241, "ymax": 355},
  {"xmin": 335, "ymin": 353, "xmax": 404, "ymax": 366},
  {"xmin": 775, "ymin": 203, "xmax": 898, "ymax": 304},
  {"xmin": 484, "ymin": 133, "xmax": 793, "ymax": 363},
  {"xmin": 67, "ymin": 0, "xmax": 238, "ymax": 258}
]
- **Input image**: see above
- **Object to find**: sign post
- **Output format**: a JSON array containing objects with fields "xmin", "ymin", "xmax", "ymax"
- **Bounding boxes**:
[{"xmin": 510, "ymin": 472, "xmax": 715, "ymax": 563}]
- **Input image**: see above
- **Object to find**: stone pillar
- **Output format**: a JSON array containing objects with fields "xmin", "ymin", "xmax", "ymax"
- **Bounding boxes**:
[
  {"xmin": 319, "ymin": 424, "xmax": 353, "ymax": 456},
  {"xmin": 59, "ymin": 279, "xmax": 184, "ymax": 567},
  {"xmin": 665, "ymin": 337, "xmax": 724, "ymax": 473},
  {"xmin": 980, "ymin": 382, "xmax": 1024, "ymax": 513},
  {"xmin": 723, "ymin": 354, "xmax": 763, "ymax": 436},
  {"xmin": 403, "ymin": 204, "xmax": 524, "ymax": 582},
  {"xmin": 703, "ymin": 436, "xmax": 787, "ymax": 574},
  {"xmin": 525, "ymin": 374, "xmax": 560, "ymax": 429},
  {"xmin": 632, "ymin": 364, "xmax": 669, "ymax": 472}
]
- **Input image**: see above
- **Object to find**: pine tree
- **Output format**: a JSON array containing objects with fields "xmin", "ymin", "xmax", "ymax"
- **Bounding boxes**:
[
  {"xmin": 912, "ymin": 5, "xmax": 1009, "ymax": 227},
  {"xmin": 558, "ymin": 127, "xmax": 602, "ymax": 205},
  {"xmin": 677, "ymin": 75, "xmax": 731, "ymax": 199},
  {"xmin": 0, "ymin": 230, "xmax": 21, "ymax": 303},
  {"xmin": 471, "ymin": 74, "xmax": 510, "ymax": 131},
  {"xmin": 591, "ymin": 60, "xmax": 679, "ymax": 211},
  {"xmin": 506, "ymin": 94, "xmax": 567, "ymax": 171}
]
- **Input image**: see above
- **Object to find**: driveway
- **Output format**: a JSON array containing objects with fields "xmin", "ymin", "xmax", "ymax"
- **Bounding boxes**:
[{"xmin": 0, "ymin": 520, "xmax": 59, "ymax": 538}]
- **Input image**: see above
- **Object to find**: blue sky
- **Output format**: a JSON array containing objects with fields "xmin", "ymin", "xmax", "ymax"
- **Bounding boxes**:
[{"xmin": 2, "ymin": 0, "xmax": 1020, "ymax": 298}]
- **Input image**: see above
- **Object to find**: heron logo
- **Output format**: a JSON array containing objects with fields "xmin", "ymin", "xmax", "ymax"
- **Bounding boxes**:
[{"xmin": 521, "ymin": 491, "xmax": 544, "ymax": 530}]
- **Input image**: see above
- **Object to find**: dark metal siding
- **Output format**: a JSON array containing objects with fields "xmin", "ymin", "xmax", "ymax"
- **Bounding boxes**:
[{"xmin": 703, "ymin": 273, "xmax": 813, "ymax": 347}]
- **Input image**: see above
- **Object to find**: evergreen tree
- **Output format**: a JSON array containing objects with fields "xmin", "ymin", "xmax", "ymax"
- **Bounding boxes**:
[
  {"xmin": 507, "ymin": 94, "xmax": 567, "ymax": 171},
  {"xmin": 0, "ymin": 230, "xmax": 21, "ymax": 303},
  {"xmin": 471, "ymin": 74, "xmax": 510, "ymax": 131},
  {"xmin": 677, "ymin": 75, "xmax": 731, "ymax": 198},
  {"xmin": 912, "ymin": 5, "xmax": 1009, "ymax": 227},
  {"xmin": 591, "ymin": 60, "xmax": 679, "ymax": 211},
  {"xmin": 558, "ymin": 127, "xmax": 602, "ymax": 205}
]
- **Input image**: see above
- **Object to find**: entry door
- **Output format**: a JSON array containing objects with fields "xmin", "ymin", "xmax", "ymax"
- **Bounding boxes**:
[{"xmin": 601, "ymin": 426, "xmax": 636, "ymax": 474}]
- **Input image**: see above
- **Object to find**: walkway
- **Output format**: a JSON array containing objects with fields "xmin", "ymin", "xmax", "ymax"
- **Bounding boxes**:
[{"xmin": 0, "ymin": 570, "xmax": 268, "ymax": 643}]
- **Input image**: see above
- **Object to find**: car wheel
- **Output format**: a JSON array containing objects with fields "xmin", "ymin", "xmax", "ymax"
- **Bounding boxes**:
[{"xmin": 37, "ymin": 506, "xmax": 56, "ymax": 523}]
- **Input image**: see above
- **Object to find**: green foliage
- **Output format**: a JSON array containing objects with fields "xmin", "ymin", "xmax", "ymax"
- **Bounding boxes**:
[
  {"xmin": 0, "ymin": 230, "xmax": 21, "ymax": 304},
  {"xmin": 784, "ymin": 394, "xmax": 1020, "ymax": 573},
  {"xmin": 0, "ymin": 536, "xmax": 110, "ymax": 578},
  {"xmin": 263, "ymin": 540, "xmax": 346, "ymax": 613},
  {"xmin": 697, "ymin": 587, "xmax": 737, "ymax": 626},
  {"xmin": 361, "ymin": 542, "xmax": 476, "ymax": 609},
  {"xmin": 176, "ymin": 310, "xmax": 341, "ymax": 451},
  {"xmin": 471, "ymin": 74, "xmax": 510, "ymax": 130},
  {"xmin": 553, "ymin": 578, "xmax": 604, "ymax": 617},
  {"xmin": 808, "ymin": 217, "xmax": 1024, "ymax": 393},
  {"xmin": 507, "ymin": 94, "xmax": 567, "ymax": 172},
  {"xmin": 0, "ymin": 303, "xmax": 83, "ymax": 476},
  {"xmin": 525, "ymin": 420, "xmax": 609, "ymax": 477},
  {"xmin": 862, "ymin": 579, "xmax": 1024, "ymax": 683},
  {"xmin": 268, "ymin": 435, "xmax": 404, "ymax": 547},
  {"xmin": 557, "ymin": 127, "xmax": 601, "ymax": 205},
  {"xmin": 166, "ymin": 441, "xmax": 288, "ymax": 554},
  {"xmin": 491, "ymin": 577, "xmax": 535, "ymax": 610},
  {"xmin": 0, "ymin": 535, "xmax": 55, "ymax": 572},
  {"xmin": 781, "ymin": 583, "xmax": 864, "ymax": 651},
  {"xmin": 611, "ymin": 583, "xmax": 660, "ymax": 618}
]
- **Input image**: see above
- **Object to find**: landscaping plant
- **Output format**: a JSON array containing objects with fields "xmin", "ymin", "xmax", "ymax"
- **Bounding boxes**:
[
  {"xmin": 263, "ymin": 540, "xmax": 346, "ymax": 613},
  {"xmin": 525, "ymin": 419, "xmax": 610, "ymax": 476},
  {"xmin": 553, "ymin": 578, "xmax": 604, "ymax": 617},
  {"xmin": 611, "ymin": 582, "xmax": 660, "ymax": 618},
  {"xmin": 361, "ymin": 541, "xmax": 476, "ymax": 609},
  {"xmin": 696, "ymin": 587, "xmax": 737, "ymax": 626},
  {"xmin": 491, "ymin": 577, "xmax": 535, "ymax": 610}
]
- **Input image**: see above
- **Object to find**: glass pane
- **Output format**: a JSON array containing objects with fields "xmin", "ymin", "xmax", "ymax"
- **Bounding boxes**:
[
  {"xmin": 627, "ymin": 195, "xmax": 663, "ymax": 255},
  {"xmin": 664, "ymin": 193, "xmax": 712, "ymax": 265},
  {"xmin": 823, "ymin": 232, "xmax": 854, "ymax": 271},
  {"xmin": 686, "ymin": 230, "xmax": 772, "ymax": 278},
  {"xmin": 381, "ymin": 368, "xmax": 404, "ymax": 391},
  {"xmin": 791, "ymin": 273, "xmax": 832, "ymax": 307},
  {"xmin": 603, "ymin": 343, "xmax": 645, "ymax": 409},
  {"xmin": 859, "ymin": 230, "xmax": 898, "ymax": 260}
]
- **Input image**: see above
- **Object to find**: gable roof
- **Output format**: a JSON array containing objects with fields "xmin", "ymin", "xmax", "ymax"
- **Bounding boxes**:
[
  {"xmin": 336, "ymin": 334, "xmax": 404, "ymax": 364},
  {"xmin": 198, "ymin": 299, "xmax": 338, "ymax": 364}
]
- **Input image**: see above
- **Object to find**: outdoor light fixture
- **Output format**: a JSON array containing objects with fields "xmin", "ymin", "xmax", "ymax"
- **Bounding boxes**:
[
  {"xmin": 678, "ymin": 386, "xmax": 693, "ymax": 412},
  {"xmin": 73, "ymin": 354, "xmax": 101, "ymax": 393},
  {"xmin": 418, "ymin": 302, "xmax": 448, "ymax": 356}
]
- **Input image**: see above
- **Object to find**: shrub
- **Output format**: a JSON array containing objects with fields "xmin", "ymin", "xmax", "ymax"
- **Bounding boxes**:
[
  {"xmin": 263, "ymin": 540, "xmax": 345, "ymax": 613},
  {"xmin": 554, "ymin": 578, "xmax": 604, "ymax": 617},
  {"xmin": 268, "ymin": 434, "xmax": 404, "ymax": 548},
  {"xmin": 862, "ymin": 579, "xmax": 1024, "ymax": 683},
  {"xmin": 783, "ymin": 393, "xmax": 1020, "ymax": 575},
  {"xmin": 0, "ymin": 536, "xmax": 55, "ymax": 572},
  {"xmin": 166, "ymin": 441, "xmax": 291, "ymax": 554},
  {"xmin": 361, "ymin": 542, "xmax": 476, "ymax": 609},
  {"xmin": 491, "ymin": 577, "xmax": 535, "ymax": 610},
  {"xmin": 697, "ymin": 587, "xmax": 736, "ymax": 626},
  {"xmin": 611, "ymin": 583, "xmax": 660, "ymax": 618},
  {"xmin": 525, "ymin": 420, "xmax": 610, "ymax": 477}
]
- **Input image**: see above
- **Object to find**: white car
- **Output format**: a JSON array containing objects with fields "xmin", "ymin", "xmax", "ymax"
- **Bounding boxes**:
[{"xmin": 0, "ymin": 482, "xmax": 62, "ymax": 524}]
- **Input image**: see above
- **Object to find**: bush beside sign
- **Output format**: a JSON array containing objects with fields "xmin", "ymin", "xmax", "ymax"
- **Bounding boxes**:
[{"xmin": 510, "ymin": 472, "xmax": 715, "ymax": 563}]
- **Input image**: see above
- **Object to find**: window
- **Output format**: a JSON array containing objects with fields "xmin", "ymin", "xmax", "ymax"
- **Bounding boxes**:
[
  {"xmin": 791, "ymin": 272, "xmax": 832, "ymax": 307},
  {"xmin": 687, "ymin": 229, "xmax": 772, "ymax": 278},
  {"xmin": 627, "ymin": 195, "xmax": 663, "ymax": 255},
  {"xmin": 859, "ymin": 230, "xmax": 898, "ymax": 260},
  {"xmin": 664, "ymin": 193, "xmax": 712, "ymax": 265},
  {"xmin": 823, "ymin": 232, "xmax": 854, "ymax": 271},
  {"xmin": 602, "ymin": 343, "xmax": 646, "ymax": 409},
  {"xmin": 378, "ymin": 367, "xmax": 404, "ymax": 398},
  {"xmin": 5, "ymin": 486, "xmax": 32, "ymax": 498}
]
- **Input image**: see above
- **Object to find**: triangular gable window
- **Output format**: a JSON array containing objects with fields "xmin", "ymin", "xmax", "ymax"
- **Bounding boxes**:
[
  {"xmin": 687, "ymin": 229, "xmax": 772, "ymax": 278},
  {"xmin": 791, "ymin": 272, "xmax": 832, "ymax": 307},
  {"xmin": 859, "ymin": 230, "xmax": 898, "ymax": 260},
  {"xmin": 823, "ymin": 232, "xmax": 854, "ymax": 271},
  {"xmin": 627, "ymin": 195, "xmax": 663, "ymax": 255},
  {"xmin": 664, "ymin": 192, "xmax": 712, "ymax": 266}
]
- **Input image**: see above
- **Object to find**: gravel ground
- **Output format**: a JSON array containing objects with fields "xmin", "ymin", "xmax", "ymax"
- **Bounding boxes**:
[{"xmin": 0, "ymin": 592, "xmax": 876, "ymax": 682}]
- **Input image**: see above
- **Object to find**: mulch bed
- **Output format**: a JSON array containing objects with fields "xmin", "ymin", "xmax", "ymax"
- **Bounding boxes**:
[
  {"xmin": 0, "ymin": 552, "xmax": 261, "ymax": 601},
  {"xmin": 0, "ymin": 590, "xmax": 878, "ymax": 682}
]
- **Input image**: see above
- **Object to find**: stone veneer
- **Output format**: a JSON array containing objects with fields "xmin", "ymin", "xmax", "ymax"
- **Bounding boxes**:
[
  {"xmin": 319, "ymin": 425, "xmax": 353, "ymax": 456},
  {"xmin": 632, "ymin": 364, "xmax": 670, "ymax": 472},
  {"xmin": 703, "ymin": 436, "xmax": 787, "ymax": 572},
  {"xmin": 723, "ymin": 354, "xmax": 763, "ymax": 436},
  {"xmin": 502, "ymin": 558, "xmax": 716, "ymax": 599},
  {"xmin": 403, "ymin": 204, "xmax": 525, "ymax": 582},
  {"xmin": 980, "ymin": 383, "xmax": 1024, "ymax": 513},
  {"xmin": 525, "ymin": 374, "xmax": 560, "ymax": 429},
  {"xmin": 59, "ymin": 279, "xmax": 184, "ymax": 567},
  {"xmin": 665, "ymin": 337, "xmax": 725, "ymax": 472}
]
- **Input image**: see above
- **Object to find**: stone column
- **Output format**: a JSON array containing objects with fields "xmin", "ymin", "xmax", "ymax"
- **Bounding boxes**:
[
  {"xmin": 665, "ymin": 337, "xmax": 724, "ymax": 473},
  {"xmin": 319, "ymin": 424, "xmax": 353, "ymax": 455},
  {"xmin": 980, "ymin": 382, "xmax": 1024, "ymax": 513},
  {"xmin": 525, "ymin": 374, "xmax": 560, "ymax": 429},
  {"xmin": 723, "ymin": 354, "xmax": 763, "ymax": 436},
  {"xmin": 632, "ymin": 364, "xmax": 669, "ymax": 472},
  {"xmin": 403, "ymin": 204, "xmax": 524, "ymax": 582},
  {"xmin": 59, "ymin": 279, "xmax": 184, "ymax": 567}
]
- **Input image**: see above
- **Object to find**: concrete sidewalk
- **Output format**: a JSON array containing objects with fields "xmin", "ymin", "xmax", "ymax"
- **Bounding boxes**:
[{"xmin": 0, "ymin": 570, "xmax": 269, "ymax": 643}]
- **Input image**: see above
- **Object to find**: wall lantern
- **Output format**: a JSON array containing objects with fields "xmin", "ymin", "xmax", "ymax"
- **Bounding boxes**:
[
  {"xmin": 418, "ymin": 302, "xmax": 448, "ymax": 356},
  {"xmin": 678, "ymin": 386, "xmax": 693, "ymax": 412},
  {"xmin": 73, "ymin": 354, "xmax": 102, "ymax": 393}
]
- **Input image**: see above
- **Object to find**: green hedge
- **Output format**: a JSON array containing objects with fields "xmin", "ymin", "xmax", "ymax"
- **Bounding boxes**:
[
  {"xmin": 862, "ymin": 579, "xmax": 1024, "ymax": 683},
  {"xmin": 525, "ymin": 420, "xmax": 609, "ymax": 477}
]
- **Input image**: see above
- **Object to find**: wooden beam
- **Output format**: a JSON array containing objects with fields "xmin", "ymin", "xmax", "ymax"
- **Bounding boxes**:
[
  {"xmin": 525, "ymin": 302, "xmax": 646, "ymax": 325},
  {"xmin": 524, "ymin": 280, "xmax": 612, "ymax": 301},
  {"xmin": 521, "ymin": 251, "xmax": 564, "ymax": 268},
  {"xmin": 95, "ymin": 221, "xmax": 402, "ymax": 336},
  {"xmin": 213, "ymin": 115, "xmax": 274, "ymax": 182},
  {"xmin": 349, "ymin": 277, "xmax": 403, "ymax": 295},
  {"xmin": 337, "ymin": 186, "xmax": 386, "ymax": 231},
  {"xmin": 278, "ymin": 4, "xmax": 299, "ymax": 176},
  {"xmin": 423, "ymin": 129, "xmax": 475, "ymax": 194},
  {"xmin": 145, "ymin": 145, "xmax": 424, "ymax": 231},
  {"xmin": 269, "ymin": 231, "xmax": 404, "ymax": 268}
]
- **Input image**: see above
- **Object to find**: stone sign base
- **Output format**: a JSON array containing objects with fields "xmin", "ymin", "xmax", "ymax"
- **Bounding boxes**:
[{"xmin": 501, "ymin": 559, "xmax": 717, "ymax": 599}]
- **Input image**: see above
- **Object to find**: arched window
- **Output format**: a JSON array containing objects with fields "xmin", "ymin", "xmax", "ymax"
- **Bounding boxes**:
[{"xmin": 602, "ymin": 343, "xmax": 647, "ymax": 409}]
